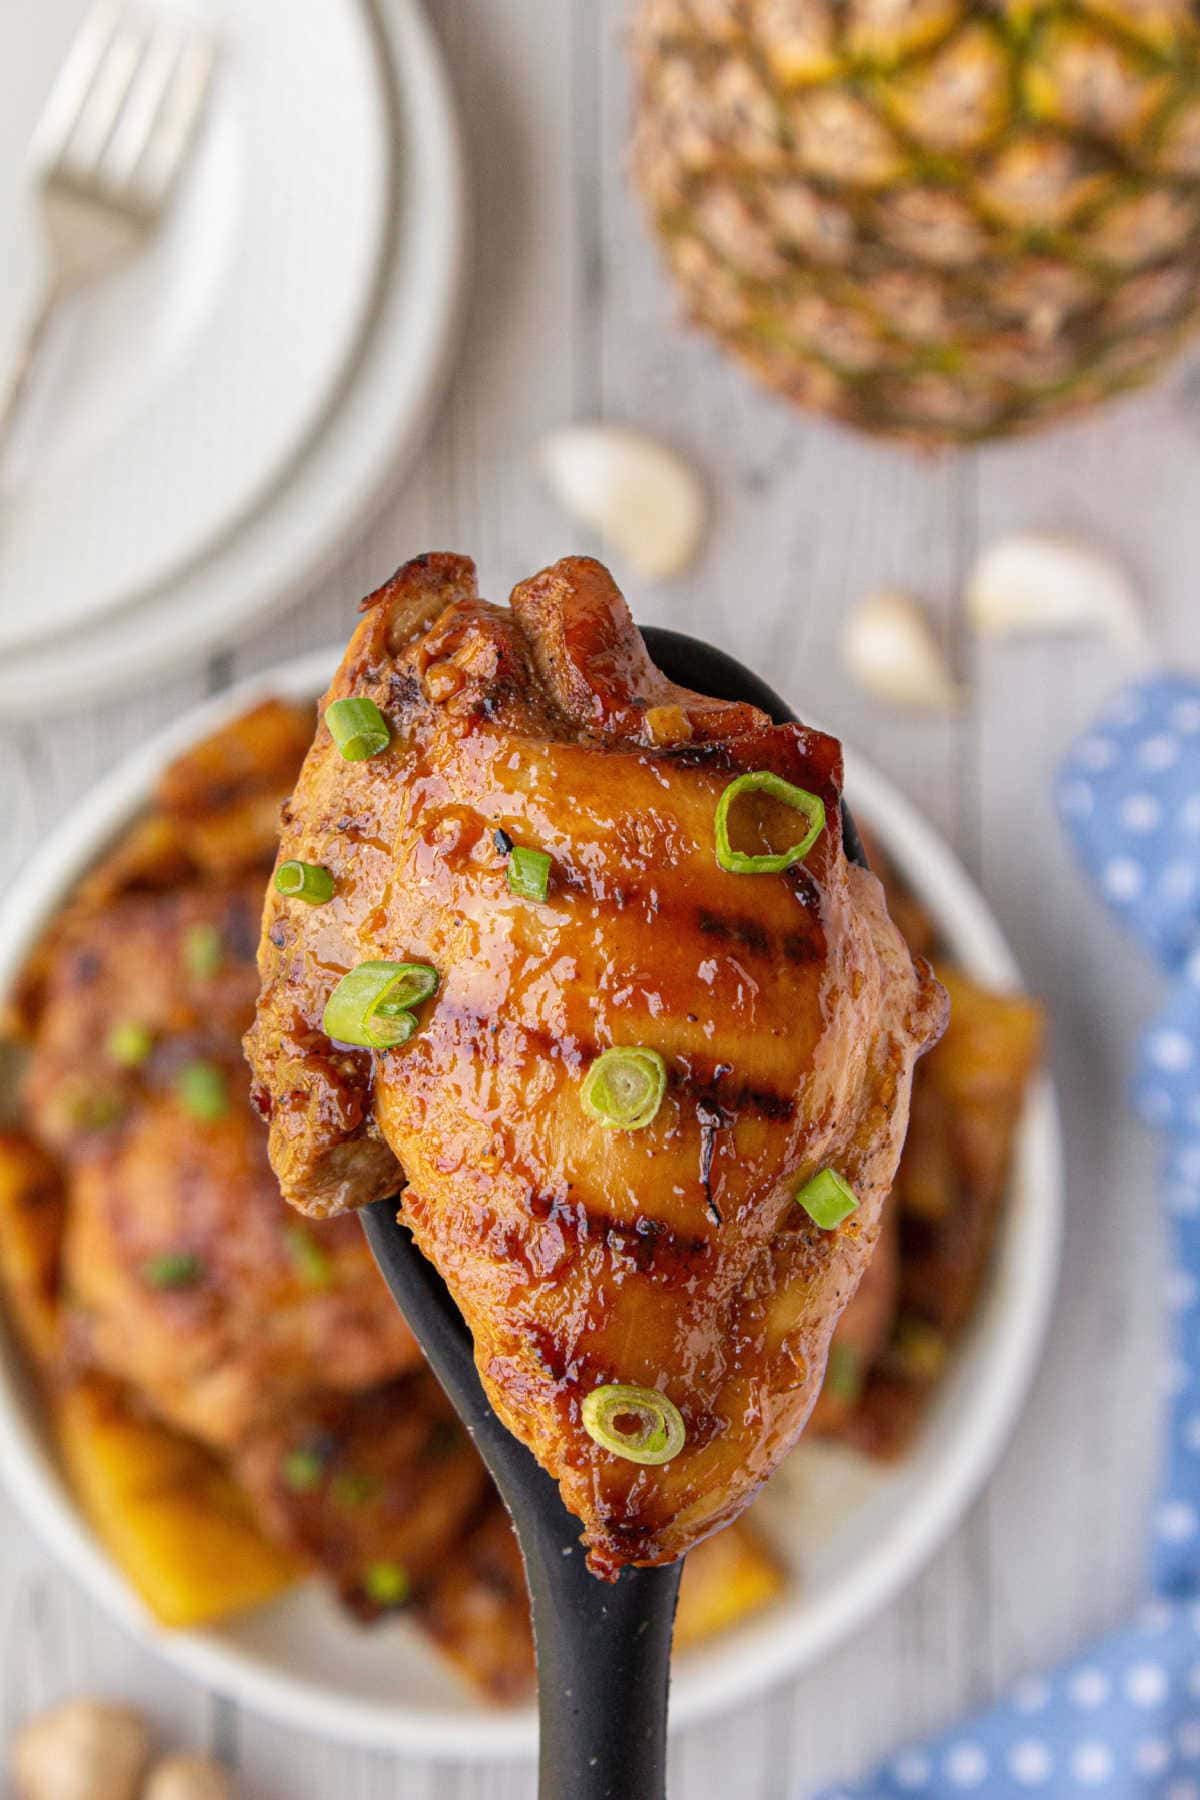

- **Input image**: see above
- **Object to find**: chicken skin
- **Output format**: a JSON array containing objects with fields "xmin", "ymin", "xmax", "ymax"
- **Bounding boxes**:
[
  {"xmin": 246, "ymin": 553, "xmax": 946, "ymax": 1575},
  {"xmin": 22, "ymin": 878, "xmax": 419, "ymax": 1449}
]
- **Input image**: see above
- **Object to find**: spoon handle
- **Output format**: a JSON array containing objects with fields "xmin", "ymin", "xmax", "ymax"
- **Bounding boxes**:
[
  {"xmin": 360, "ymin": 1200, "xmax": 683, "ymax": 1799},
  {"xmin": 521, "ymin": 1521, "xmax": 681, "ymax": 1800}
]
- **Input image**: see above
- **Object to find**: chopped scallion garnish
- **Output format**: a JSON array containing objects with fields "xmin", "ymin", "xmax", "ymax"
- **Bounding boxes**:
[
  {"xmin": 714, "ymin": 770, "xmax": 825, "ymax": 875},
  {"xmin": 580, "ymin": 1046, "xmax": 667, "ymax": 1131},
  {"xmin": 507, "ymin": 844, "xmax": 552, "ymax": 902},
  {"xmin": 177, "ymin": 1060, "xmax": 228, "ymax": 1123},
  {"xmin": 325, "ymin": 696, "xmax": 390, "ymax": 761},
  {"xmin": 105, "ymin": 1020, "xmax": 153, "ymax": 1068},
  {"xmin": 581, "ymin": 1383, "xmax": 686, "ymax": 1465},
  {"xmin": 182, "ymin": 921, "xmax": 223, "ymax": 979},
  {"xmin": 796, "ymin": 1167, "xmax": 858, "ymax": 1230},
  {"xmin": 281, "ymin": 1446, "xmax": 326, "ymax": 1493},
  {"xmin": 275, "ymin": 860, "xmax": 335, "ymax": 905},
  {"xmin": 894, "ymin": 1316, "xmax": 948, "ymax": 1383},
  {"xmin": 363, "ymin": 1560, "xmax": 410, "ymax": 1608},
  {"xmin": 55, "ymin": 1083, "xmax": 125, "ymax": 1132},
  {"xmin": 322, "ymin": 961, "xmax": 438, "ymax": 1050},
  {"xmin": 332, "ymin": 1470, "xmax": 380, "ymax": 1508},
  {"xmin": 142, "ymin": 1251, "xmax": 203, "ymax": 1290},
  {"xmin": 284, "ymin": 1226, "xmax": 332, "ymax": 1288}
]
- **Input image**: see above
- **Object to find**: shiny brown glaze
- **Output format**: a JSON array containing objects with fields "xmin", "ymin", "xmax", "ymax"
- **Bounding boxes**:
[{"xmin": 246, "ymin": 553, "xmax": 946, "ymax": 1575}]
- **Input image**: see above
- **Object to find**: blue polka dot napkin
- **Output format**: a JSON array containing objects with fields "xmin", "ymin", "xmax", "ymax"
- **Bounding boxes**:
[{"xmin": 814, "ymin": 675, "xmax": 1200, "ymax": 1800}]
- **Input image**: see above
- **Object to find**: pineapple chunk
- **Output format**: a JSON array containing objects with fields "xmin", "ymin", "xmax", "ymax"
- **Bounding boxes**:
[
  {"xmin": 0, "ymin": 1131, "xmax": 65, "ymax": 1367},
  {"xmin": 55, "ymin": 1377, "xmax": 302, "ymax": 1629},
  {"xmin": 674, "ymin": 1519, "xmax": 784, "ymax": 1649}
]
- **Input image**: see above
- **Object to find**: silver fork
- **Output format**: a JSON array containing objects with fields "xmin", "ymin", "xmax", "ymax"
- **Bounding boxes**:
[{"xmin": 1, "ymin": 0, "xmax": 216, "ymax": 457}]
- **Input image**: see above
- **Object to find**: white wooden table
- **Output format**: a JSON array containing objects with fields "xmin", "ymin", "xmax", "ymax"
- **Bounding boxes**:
[{"xmin": 3, "ymin": 2, "xmax": 1197, "ymax": 1793}]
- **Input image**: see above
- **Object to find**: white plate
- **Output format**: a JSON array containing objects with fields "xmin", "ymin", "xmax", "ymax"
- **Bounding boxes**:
[
  {"xmin": 0, "ymin": 0, "xmax": 388, "ymax": 653},
  {"xmin": 0, "ymin": 649, "xmax": 1063, "ymax": 1758},
  {"xmin": 0, "ymin": 0, "xmax": 466, "ymax": 713}
]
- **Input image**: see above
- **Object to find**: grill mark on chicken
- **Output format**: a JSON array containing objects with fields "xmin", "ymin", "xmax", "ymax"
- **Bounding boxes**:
[
  {"xmin": 697, "ymin": 908, "xmax": 768, "ymax": 954},
  {"xmin": 446, "ymin": 1013, "xmax": 799, "ymax": 1121},
  {"xmin": 525, "ymin": 1190, "xmax": 714, "ymax": 1275},
  {"xmin": 695, "ymin": 906, "xmax": 826, "ymax": 966},
  {"xmin": 737, "ymin": 1086, "xmax": 795, "ymax": 1122},
  {"xmin": 475, "ymin": 859, "xmax": 829, "ymax": 961}
]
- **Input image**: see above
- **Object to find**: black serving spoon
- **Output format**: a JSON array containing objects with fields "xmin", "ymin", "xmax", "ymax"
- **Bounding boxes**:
[{"xmin": 361, "ymin": 627, "xmax": 867, "ymax": 1800}]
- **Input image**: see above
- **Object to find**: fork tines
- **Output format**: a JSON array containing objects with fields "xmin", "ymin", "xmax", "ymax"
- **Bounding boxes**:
[{"xmin": 34, "ymin": 1, "xmax": 215, "ymax": 215}]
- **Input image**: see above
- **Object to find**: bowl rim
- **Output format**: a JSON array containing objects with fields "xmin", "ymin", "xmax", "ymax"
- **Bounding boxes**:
[{"xmin": 0, "ymin": 646, "xmax": 1062, "ymax": 1758}]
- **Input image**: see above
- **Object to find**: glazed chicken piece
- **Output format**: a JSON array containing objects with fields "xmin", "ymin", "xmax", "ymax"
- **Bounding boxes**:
[
  {"xmin": 234, "ymin": 1371, "xmax": 488, "ymax": 1618},
  {"xmin": 417, "ymin": 1499, "xmax": 538, "ymax": 1701},
  {"xmin": 22, "ymin": 879, "xmax": 419, "ymax": 1448},
  {"xmin": 247, "ymin": 553, "xmax": 946, "ymax": 1575}
]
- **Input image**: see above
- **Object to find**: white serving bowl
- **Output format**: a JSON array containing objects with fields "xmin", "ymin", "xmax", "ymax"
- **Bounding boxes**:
[{"xmin": 0, "ymin": 648, "xmax": 1062, "ymax": 1758}]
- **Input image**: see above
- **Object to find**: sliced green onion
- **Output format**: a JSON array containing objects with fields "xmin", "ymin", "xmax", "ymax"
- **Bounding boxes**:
[
  {"xmin": 332, "ymin": 1470, "xmax": 380, "ymax": 1508},
  {"xmin": 54, "ymin": 1082, "xmax": 126, "ymax": 1132},
  {"xmin": 368, "ymin": 1008, "xmax": 418, "ymax": 1047},
  {"xmin": 105, "ymin": 1020, "xmax": 153, "ymax": 1068},
  {"xmin": 363, "ymin": 1560, "xmax": 410, "ymax": 1608},
  {"xmin": 714, "ymin": 770, "xmax": 826, "ymax": 874},
  {"xmin": 177, "ymin": 1060, "xmax": 228, "ymax": 1123},
  {"xmin": 182, "ymin": 921, "xmax": 223, "ymax": 979},
  {"xmin": 326, "ymin": 696, "xmax": 390, "ymax": 761},
  {"xmin": 275, "ymin": 860, "xmax": 335, "ymax": 905},
  {"xmin": 284, "ymin": 1226, "xmax": 332, "ymax": 1288},
  {"xmin": 826, "ymin": 1342, "xmax": 863, "ymax": 1404},
  {"xmin": 281, "ymin": 1446, "xmax": 326, "ymax": 1493},
  {"xmin": 796, "ymin": 1167, "xmax": 858, "ymax": 1230},
  {"xmin": 581, "ymin": 1046, "xmax": 667, "ymax": 1131},
  {"xmin": 322, "ymin": 961, "xmax": 438, "ymax": 1050},
  {"xmin": 142, "ymin": 1252, "xmax": 203, "ymax": 1291},
  {"xmin": 507, "ymin": 844, "xmax": 552, "ymax": 902},
  {"xmin": 581, "ymin": 1384, "xmax": 686, "ymax": 1466},
  {"xmin": 894, "ymin": 1316, "xmax": 948, "ymax": 1383}
]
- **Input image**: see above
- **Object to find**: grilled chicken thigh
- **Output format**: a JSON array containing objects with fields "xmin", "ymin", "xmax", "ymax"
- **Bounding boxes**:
[
  {"xmin": 23, "ymin": 879, "xmax": 419, "ymax": 1448},
  {"xmin": 246, "ymin": 554, "xmax": 945, "ymax": 1574}
]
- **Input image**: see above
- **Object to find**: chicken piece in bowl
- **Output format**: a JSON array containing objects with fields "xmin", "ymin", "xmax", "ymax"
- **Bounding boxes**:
[{"xmin": 20, "ymin": 804, "xmax": 419, "ymax": 1451}]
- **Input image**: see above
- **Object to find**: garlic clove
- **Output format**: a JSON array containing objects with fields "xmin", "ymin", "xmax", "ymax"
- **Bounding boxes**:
[
  {"xmin": 143, "ymin": 1753, "xmax": 233, "ymax": 1800},
  {"xmin": 842, "ymin": 590, "xmax": 964, "ymax": 715},
  {"xmin": 966, "ymin": 533, "xmax": 1145, "ymax": 653},
  {"xmin": 10, "ymin": 1699, "xmax": 152, "ymax": 1800},
  {"xmin": 537, "ymin": 425, "xmax": 706, "ymax": 582}
]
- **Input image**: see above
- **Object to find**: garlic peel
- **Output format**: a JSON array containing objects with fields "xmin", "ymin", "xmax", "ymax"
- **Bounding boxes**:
[
  {"xmin": 967, "ymin": 533, "xmax": 1145, "ymax": 653},
  {"xmin": 144, "ymin": 1752, "xmax": 233, "ymax": 1800},
  {"xmin": 842, "ymin": 590, "xmax": 964, "ymax": 715},
  {"xmin": 537, "ymin": 425, "xmax": 706, "ymax": 582},
  {"xmin": 10, "ymin": 1698, "xmax": 152, "ymax": 1800}
]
